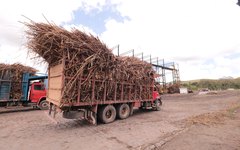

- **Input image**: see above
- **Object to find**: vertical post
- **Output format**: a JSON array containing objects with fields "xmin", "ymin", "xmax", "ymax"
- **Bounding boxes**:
[
  {"xmin": 134, "ymin": 85, "xmax": 137, "ymax": 100},
  {"xmin": 77, "ymin": 78, "xmax": 81, "ymax": 104},
  {"xmin": 47, "ymin": 67, "xmax": 50, "ymax": 102},
  {"xmin": 128, "ymin": 85, "xmax": 131, "ymax": 100},
  {"xmin": 150, "ymin": 55, "xmax": 152, "ymax": 64},
  {"xmin": 147, "ymin": 86, "xmax": 149, "ymax": 99},
  {"xmin": 172, "ymin": 70, "xmax": 174, "ymax": 84},
  {"xmin": 172, "ymin": 62, "xmax": 175, "ymax": 83},
  {"xmin": 48, "ymin": 103, "xmax": 53, "ymax": 115},
  {"xmin": 132, "ymin": 49, "xmax": 134, "ymax": 57},
  {"xmin": 114, "ymin": 83, "xmax": 117, "ymax": 101},
  {"xmin": 103, "ymin": 81, "xmax": 106, "ymax": 102},
  {"xmin": 61, "ymin": 52, "xmax": 66, "ymax": 99},
  {"xmin": 141, "ymin": 52, "xmax": 143, "ymax": 61},
  {"xmin": 121, "ymin": 83, "xmax": 124, "ymax": 100},
  {"xmin": 53, "ymin": 105, "xmax": 57, "ymax": 118},
  {"xmin": 151, "ymin": 85, "xmax": 154, "ymax": 99},
  {"xmin": 139, "ymin": 86, "xmax": 142, "ymax": 100},
  {"xmin": 151, "ymin": 70, "xmax": 154, "ymax": 99},
  {"xmin": 91, "ymin": 77, "xmax": 95, "ymax": 103},
  {"xmin": 162, "ymin": 59, "xmax": 166, "ymax": 89},
  {"xmin": 117, "ymin": 45, "xmax": 120, "ymax": 56},
  {"xmin": 129, "ymin": 102, "xmax": 134, "ymax": 116}
]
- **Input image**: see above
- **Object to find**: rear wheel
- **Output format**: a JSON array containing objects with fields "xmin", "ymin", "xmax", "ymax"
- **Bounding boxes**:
[
  {"xmin": 116, "ymin": 103, "xmax": 130, "ymax": 119},
  {"xmin": 38, "ymin": 100, "xmax": 49, "ymax": 110},
  {"xmin": 98, "ymin": 105, "xmax": 116, "ymax": 124},
  {"xmin": 0, "ymin": 102, "xmax": 7, "ymax": 107}
]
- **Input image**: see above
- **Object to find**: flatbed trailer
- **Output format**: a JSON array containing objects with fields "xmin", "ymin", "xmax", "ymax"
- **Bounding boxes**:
[{"xmin": 48, "ymin": 60, "xmax": 162, "ymax": 124}]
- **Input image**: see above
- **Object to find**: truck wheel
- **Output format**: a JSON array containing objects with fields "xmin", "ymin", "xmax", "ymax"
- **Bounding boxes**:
[
  {"xmin": 116, "ymin": 103, "xmax": 130, "ymax": 119},
  {"xmin": 152, "ymin": 100, "xmax": 161, "ymax": 111},
  {"xmin": 38, "ymin": 100, "xmax": 49, "ymax": 110},
  {"xmin": 98, "ymin": 105, "xmax": 116, "ymax": 124},
  {"xmin": 0, "ymin": 102, "xmax": 7, "ymax": 107}
]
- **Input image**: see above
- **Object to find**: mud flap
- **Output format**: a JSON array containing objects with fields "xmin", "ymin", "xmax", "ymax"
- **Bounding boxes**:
[
  {"xmin": 48, "ymin": 103, "xmax": 58, "ymax": 118},
  {"xmin": 48, "ymin": 103, "xmax": 53, "ymax": 115},
  {"xmin": 86, "ymin": 111, "xmax": 97, "ymax": 125},
  {"xmin": 159, "ymin": 98, "xmax": 163, "ymax": 106},
  {"xmin": 129, "ymin": 103, "xmax": 134, "ymax": 116}
]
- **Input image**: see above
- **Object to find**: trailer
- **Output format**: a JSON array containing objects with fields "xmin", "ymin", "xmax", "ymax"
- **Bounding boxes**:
[
  {"xmin": 48, "ymin": 61, "xmax": 162, "ymax": 124},
  {"xmin": 0, "ymin": 73, "xmax": 48, "ymax": 109}
]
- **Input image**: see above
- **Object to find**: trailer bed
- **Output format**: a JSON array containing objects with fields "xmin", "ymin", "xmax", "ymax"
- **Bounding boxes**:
[{"xmin": 47, "ymin": 62, "xmax": 154, "ymax": 109}]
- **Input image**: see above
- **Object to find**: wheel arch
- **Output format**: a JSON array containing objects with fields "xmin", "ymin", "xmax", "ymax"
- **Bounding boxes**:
[{"xmin": 37, "ymin": 96, "xmax": 46, "ymax": 105}]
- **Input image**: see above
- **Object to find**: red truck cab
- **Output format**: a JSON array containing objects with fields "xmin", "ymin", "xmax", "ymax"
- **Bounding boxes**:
[{"xmin": 29, "ymin": 82, "xmax": 48, "ymax": 109}]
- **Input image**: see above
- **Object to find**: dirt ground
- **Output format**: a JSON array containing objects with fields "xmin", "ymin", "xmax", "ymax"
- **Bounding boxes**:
[{"xmin": 0, "ymin": 90, "xmax": 239, "ymax": 150}]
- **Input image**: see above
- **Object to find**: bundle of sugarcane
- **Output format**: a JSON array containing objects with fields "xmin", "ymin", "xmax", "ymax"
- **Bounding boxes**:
[
  {"xmin": 24, "ymin": 21, "xmax": 154, "ymax": 103},
  {"xmin": 0, "ymin": 63, "xmax": 36, "ymax": 99}
]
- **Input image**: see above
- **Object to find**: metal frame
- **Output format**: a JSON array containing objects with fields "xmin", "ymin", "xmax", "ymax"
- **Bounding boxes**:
[
  {"xmin": 62, "ymin": 76, "xmax": 154, "ymax": 107},
  {"xmin": 113, "ymin": 45, "xmax": 180, "ymax": 90},
  {"xmin": 50, "ymin": 54, "xmax": 156, "ymax": 108}
]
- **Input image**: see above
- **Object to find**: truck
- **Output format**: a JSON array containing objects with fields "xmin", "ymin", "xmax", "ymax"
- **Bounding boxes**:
[
  {"xmin": 24, "ymin": 22, "xmax": 163, "ymax": 124},
  {"xmin": 48, "ymin": 60, "xmax": 162, "ymax": 124},
  {"xmin": 0, "ymin": 73, "xmax": 48, "ymax": 110}
]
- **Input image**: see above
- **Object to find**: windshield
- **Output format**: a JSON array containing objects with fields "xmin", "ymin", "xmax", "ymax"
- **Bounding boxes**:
[{"xmin": 34, "ymin": 84, "xmax": 45, "ymax": 90}]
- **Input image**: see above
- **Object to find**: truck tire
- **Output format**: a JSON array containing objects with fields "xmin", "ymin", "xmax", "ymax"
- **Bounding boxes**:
[
  {"xmin": 116, "ymin": 103, "xmax": 130, "ymax": 119},
  {"xmin": 152, "ymin": 99, "xmax": 161, "ymax": 111},
  {"xmin": 0, "ymin": 102, "xmax": 7, "ymax": 107},
  {"xmin": 98, "ymin": 105, "xmax": 116, "ymax": 124},
  {"xmin": 38, "ymin": 100, "xmax": 49, "ymax": 110}
]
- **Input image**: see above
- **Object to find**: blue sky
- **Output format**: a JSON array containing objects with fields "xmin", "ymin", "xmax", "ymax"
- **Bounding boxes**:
[{"xmin": 67, "ymin": 1, "xmax": 130, "ymax": 34}]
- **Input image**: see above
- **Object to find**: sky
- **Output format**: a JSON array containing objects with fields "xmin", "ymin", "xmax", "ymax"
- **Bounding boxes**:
[{"xmin": 0, "ymin": 0, "xmax": 240, "ymax": 81}]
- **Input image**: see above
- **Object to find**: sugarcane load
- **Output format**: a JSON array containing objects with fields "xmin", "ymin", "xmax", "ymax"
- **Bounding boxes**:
[{"xmin": 24, "ymin": 21, "xmax": 162, "ymax": 124}]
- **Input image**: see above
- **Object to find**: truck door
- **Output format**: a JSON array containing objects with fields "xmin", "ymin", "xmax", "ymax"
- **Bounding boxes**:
[{"xmin": 29, "ymin": 83, "xmax": 46, "ymax": 103}]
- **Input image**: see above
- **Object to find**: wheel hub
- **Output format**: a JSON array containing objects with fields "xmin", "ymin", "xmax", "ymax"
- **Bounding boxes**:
[{"xmin": 106, "ymin": 110, "xmax": 112, "ymax": 119}]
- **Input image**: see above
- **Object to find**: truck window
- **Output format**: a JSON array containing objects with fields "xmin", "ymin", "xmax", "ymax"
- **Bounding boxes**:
[{"xmin": 34, "ymin": 85, "xmax": 45, "ymax": 90}]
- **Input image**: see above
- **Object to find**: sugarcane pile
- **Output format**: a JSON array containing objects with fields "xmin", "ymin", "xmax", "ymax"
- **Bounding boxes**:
[
  {"xmin": 0, "ymin": 63, "xmax": 36, "ymax": 99},
  {"xmin": 24, "ymin": 21, "xmax": 154, "ymax": 103}
]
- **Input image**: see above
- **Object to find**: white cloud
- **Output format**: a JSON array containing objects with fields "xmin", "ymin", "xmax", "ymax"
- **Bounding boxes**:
[
  {"xmin": 101, "ymin": 0, "xmax": 240, "ymax": 80},
  {"xmin": 0, "ymin": 0, "xmax": 106, "ymax": 72},
  {"xmin": 80, "ymin": 0, "xmax": 107, "ymax": 13},
  {"xmin": 0, "ymin": 44, "xmax": 48, "ymax": 73},
  {"xmin": 1, "ymin": 0, "xmax": 240, "ymax": 80},
  {"xmin": 63, "ymin": 24, "xmax": 97, "ymax": 36}
]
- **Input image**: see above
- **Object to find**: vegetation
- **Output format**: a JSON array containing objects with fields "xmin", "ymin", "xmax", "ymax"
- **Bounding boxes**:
[{"xmin": 182, "ymin": 77, "xmax": 240, "ymax": 91}]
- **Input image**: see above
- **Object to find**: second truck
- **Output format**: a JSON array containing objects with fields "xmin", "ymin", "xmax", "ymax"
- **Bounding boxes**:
[{"xmin": 0, "ymin": 64, "xmax": 48, "ymax": 110}]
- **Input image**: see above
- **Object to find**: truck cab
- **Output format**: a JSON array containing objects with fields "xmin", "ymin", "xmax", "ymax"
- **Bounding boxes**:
[
  {"xmin": 29, "ymin": 82, "xmax": 48, "ymax": 109},
  {"xmin": 22, "ymin": 73, "xmax": 48, "ymax": 109}
]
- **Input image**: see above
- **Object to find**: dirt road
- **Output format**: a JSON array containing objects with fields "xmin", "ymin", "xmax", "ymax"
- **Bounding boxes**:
[{"xmin": 0, "ymin": 90, "xmax": 239, "ymax": 150}]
